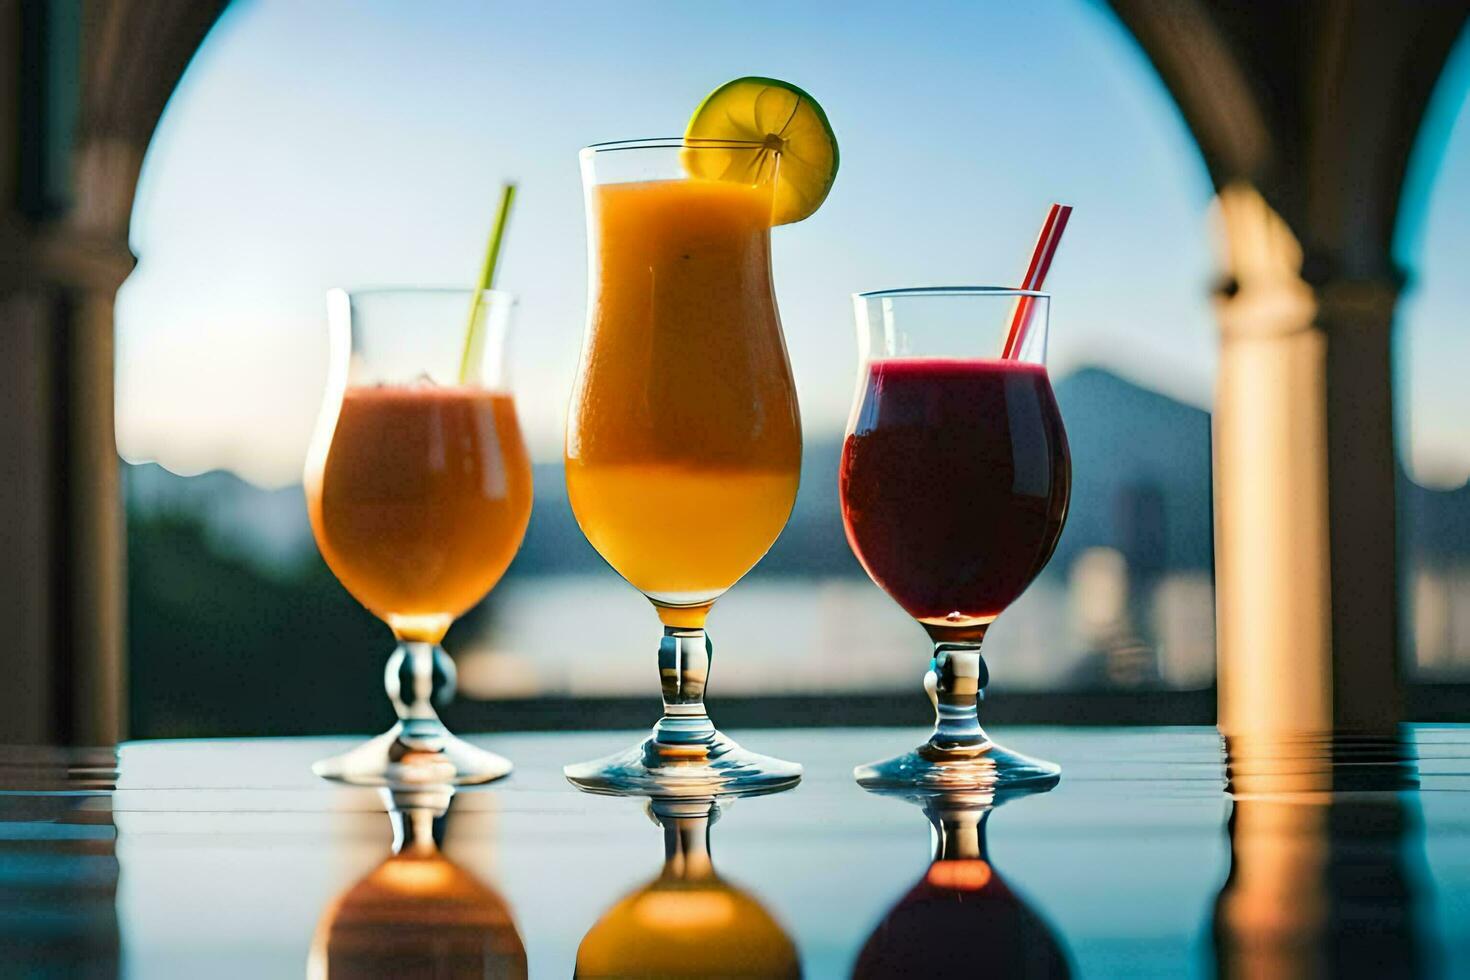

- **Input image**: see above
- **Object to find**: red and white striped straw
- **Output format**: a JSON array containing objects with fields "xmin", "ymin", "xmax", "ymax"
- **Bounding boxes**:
[{"xmin": 1001, "ymin": 202, "xmax": 1073, "ymax": 359}]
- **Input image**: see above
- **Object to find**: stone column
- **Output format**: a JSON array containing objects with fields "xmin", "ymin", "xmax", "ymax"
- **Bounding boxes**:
[
  {"xmin": 1319, "ymin": 278, "xmax": 1402, "ymax": 733},
  {"xmin": 1210, "ymin": 185, "xmax": 1333, "ymax": 736},
  {"xmin": 1109, "ymin": 0, "xmax": 1466, "ymax": 738},
  {"xmin": 0, "ymin": 0, "xmax": 224, "ymax": 744}
]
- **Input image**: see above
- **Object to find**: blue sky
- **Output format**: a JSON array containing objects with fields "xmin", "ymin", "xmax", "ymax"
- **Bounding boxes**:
[{"xmin": 116, "ymin": 0, "xmax": 1469, "ymax": 488}]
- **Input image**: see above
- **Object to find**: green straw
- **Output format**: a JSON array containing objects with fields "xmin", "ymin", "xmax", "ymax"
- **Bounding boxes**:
[{"xmin": 458, "ymin": 181, "xmax": 517, "ymax": 384}]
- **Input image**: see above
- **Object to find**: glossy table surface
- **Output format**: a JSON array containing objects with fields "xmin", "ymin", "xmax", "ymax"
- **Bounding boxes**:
[{"xmin": 4, "ymin": 725, "xmax": 1469, "ymax": 978}]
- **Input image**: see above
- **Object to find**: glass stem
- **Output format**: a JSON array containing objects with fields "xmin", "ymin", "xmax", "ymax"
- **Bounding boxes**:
[
  {"xmin": 390, "ymin": 806, "xmax": 444, "ymax": 856},
  {"xmin": 382, "ymin": 785, "xmax": 453, "ymax": 854},
  {"xmin": 652, "ymin": 799, "xmax": 716, "ymax": 881},
  {"xmin": 653, "ymin": 627, "xmax": 716, "ymax": 746},
  {"xmin": 926, "ymin": 641, "xmax": 991, "ymax": 751},
  {"xmin": 926, "ymin": 802, "xmax": 991, "ymax": 862},
  {"xmin": 386, "ymin": 641, "xmax": 457, "ymax": 752}
]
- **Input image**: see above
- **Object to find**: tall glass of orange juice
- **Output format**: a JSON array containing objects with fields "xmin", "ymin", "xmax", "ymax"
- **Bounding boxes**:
[
  {"xmin": 304, "ymin": 288, "xmax": 533, "ymax": 786},
  {"xmin": 563, "ymin": 139, "xmax": 803, "ymax": 796}
]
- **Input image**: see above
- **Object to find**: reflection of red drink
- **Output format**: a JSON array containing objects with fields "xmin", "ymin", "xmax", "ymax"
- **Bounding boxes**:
[
  {"xmin": 855, "ymin": 861, "xmax": 1070, "ymax": 979},
  {"xmin": 854, "ymin": 859, "xmax": 1070, "ymax": 978},
  {"xmin": 839, "ymin": 358, "xmax": 1070, "ymax": 629}
]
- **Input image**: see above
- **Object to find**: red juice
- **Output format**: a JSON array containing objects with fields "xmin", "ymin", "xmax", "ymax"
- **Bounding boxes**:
[{"xmin": 839, "ymin": 357, "xmax": 1070, "ymax": 629}]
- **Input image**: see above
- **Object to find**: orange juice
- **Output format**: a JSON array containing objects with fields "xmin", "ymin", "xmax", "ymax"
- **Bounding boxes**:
[
  {"xmin": 306, "ymin": 386, "xmax": 532, "ymax": 642},
  {"xmin": 566, "ymin": 177, "xmax": 801, "ymax": 625}
]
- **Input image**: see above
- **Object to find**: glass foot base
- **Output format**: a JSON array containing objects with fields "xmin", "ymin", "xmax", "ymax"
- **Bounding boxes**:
[
  {"xmin": 313, "ymin": 723, "xmax": 512, "ymax": 788},
  {"xmin": 565, "ymin": 731, "xmax": 801, "ymax": 799},
  {"xmin": 855, "ymin": 739, "xmax": 1059, "ymax": 800}
]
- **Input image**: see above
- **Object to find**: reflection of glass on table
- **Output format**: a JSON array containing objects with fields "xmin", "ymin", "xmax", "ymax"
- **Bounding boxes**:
[
  {"xmin": 309, "ymin": 786, "xmax": 527, "ymax": 978},
  {"xmin": 854, "ymin": 788, "xmax": 1071, "ymax": 979},
  {"xmin": 576, "ymin": 798, "xmax": 800, "ymax": 979}
]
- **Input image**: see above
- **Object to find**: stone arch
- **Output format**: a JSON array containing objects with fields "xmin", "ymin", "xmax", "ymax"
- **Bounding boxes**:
[
  {"xmin": 4, "ymin": 1, "xmax": 1468, "ymax": 746},
  {"xmin": 1, "ymin": 0, "xmax": 226, "ymax": 744},
  {"xmin": 1110, "ymin": 0, "xmax": 1469, "ymax": 736}
]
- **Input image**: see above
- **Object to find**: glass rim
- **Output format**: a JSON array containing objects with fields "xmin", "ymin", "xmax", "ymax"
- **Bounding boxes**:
[
  {"xmin": 329, "ymin": 286, "xmax": 516, "ymax": 301},
  {"xmin": 580, "ymin": 136, "xmax": 772, "ymax": 158},
  {"xmin": 855, "ymin": 285, "xmax": 1050, "ymax": 301}
]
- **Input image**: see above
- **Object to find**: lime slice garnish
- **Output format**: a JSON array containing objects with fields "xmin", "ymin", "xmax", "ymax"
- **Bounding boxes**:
[{"xmin": 684, "ymin": 76, "xmax": 838, "ymax": 225}]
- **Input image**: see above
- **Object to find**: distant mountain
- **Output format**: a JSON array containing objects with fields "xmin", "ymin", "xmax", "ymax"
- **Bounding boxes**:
[
  {"xmin": 1051, "ymin": 367, "xmax": 1214, "ymax": 573},
  {"xmin": 1402, "ymin": 477, "xmax": 1470, "ymax": 563},
  {"xmin": 125, "ymin": 367, "xmax": 1384, "ymax": 586},
  {"xmin": 124, "ymin": 464, "xmax": 314, "ymax": 573},
  {"xmin": 512, "ymin": 440, "xmax": 863, "ymax": 578},
  {"xmin": 120, "ymin": 369, "xmax": 1470, "ymax": 733},
  {"xmin": 518, "ymin": 366, "xmax": 1218, "ymax": 581}
]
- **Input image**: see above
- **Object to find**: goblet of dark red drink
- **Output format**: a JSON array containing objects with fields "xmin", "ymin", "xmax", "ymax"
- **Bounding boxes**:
[{"xmin": 841, "ymin": 287, "xmax": 1071, "ymax": 791}]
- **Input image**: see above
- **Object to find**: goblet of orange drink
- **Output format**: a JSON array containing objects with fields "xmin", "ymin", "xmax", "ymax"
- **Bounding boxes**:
[
  {"xmin": 304, "ymin": 288, "xmax": 533, "ymax": 786},
  {"xmin": 563, "ymin": 139, "xmax": 803, "ymax": 796}
]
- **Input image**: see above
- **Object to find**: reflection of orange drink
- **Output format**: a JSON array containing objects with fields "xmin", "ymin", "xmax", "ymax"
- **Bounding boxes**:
[
  {"xmin": 576, "ymin": 876, "xmax": 799, "ymax": 978},
  {"xmin": 565, "ymin": 177, "xmax": 801, "ymax": 625},
  {"xmin": 306, "ymin": 386, "xmax": 533, "ymax": 642},
  {"xmin": 311, "ymin": 847, "xmax": 527, "ymax": 978},
  {"xmin": 575, "ymin": 802, "xmax": 799, "ymax": 979}
]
